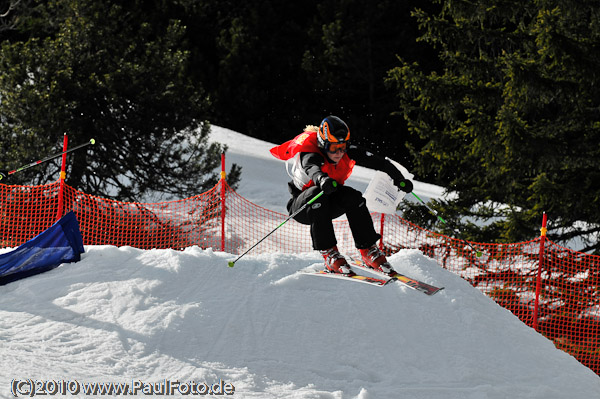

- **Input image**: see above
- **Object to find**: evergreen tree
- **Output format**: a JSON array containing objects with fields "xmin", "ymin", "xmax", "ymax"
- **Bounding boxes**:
[
  {"xmin": 387, "ymin": 0, "xmax": 600, "ymax": 252},
  {"xmin": 301, "ymin": 0, "xmax": 436, "ymax": 162},
  {"xmin": 184, "ymin": 0, "xmax": 436, "ymax": 163},
  {"xmin": 0, "ymin": 0, "xmax": 240, "ymax": 201},
  {"xmin": 188, "ymin": 0, "xmax": 321, "ymax": 141}
]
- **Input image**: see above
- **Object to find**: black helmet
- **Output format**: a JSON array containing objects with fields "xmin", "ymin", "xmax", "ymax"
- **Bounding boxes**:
[{"xmin": 317, "ymin": 115, "xmax": 350, "ymax": 152}]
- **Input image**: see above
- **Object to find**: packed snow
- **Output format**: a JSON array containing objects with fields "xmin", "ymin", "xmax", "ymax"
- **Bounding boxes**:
[{"xmin": 0, "ymin": 126, "xmax": 599, "ymax": 398}]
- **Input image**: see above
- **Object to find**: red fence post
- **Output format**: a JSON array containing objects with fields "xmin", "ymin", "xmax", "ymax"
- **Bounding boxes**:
[
  {"xmin": 56, "ymin": 133, "xmax": 68, "ymax": 221},
  {"xmin": 379, "ymin": 213, "xmax": 385, "ymax": 250},
  {"xmin": 220, "ymin": 153, "xmax": 226, "ymax": 252},
  {"xmin": 533, "ymin": 212, "xmax": 548, "ymax": 330}
]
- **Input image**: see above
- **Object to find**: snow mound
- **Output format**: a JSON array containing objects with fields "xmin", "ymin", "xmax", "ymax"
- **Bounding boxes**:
[{"xmin": 1, "ymin": 246, "xmax": 598, "ymax": 398}]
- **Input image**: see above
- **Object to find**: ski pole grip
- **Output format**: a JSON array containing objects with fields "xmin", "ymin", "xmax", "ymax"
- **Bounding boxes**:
[{"xmin": 307, "ymin": 190, "xmax": 325, "ymax": 205}]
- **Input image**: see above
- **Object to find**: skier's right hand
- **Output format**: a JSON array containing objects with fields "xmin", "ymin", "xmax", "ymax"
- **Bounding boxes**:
[
  {"xmin": 318, "ymin": 176, "xmax": 338, "ymax": 195},
  {"xmin": 0, "ymin": 170, "xmax": 7, "ymax": 181}
]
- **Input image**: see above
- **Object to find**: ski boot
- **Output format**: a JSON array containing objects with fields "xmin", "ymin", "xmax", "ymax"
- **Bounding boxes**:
[
  {"xmin": 359, "ymin": 244, "xmax": 396, "ymax": 276},
  {"xmin": 320, "ymin": 246, "xmax": 354, "ymax": 276}
]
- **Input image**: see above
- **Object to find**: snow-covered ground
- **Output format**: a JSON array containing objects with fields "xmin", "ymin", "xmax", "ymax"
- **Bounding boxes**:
[{"xmin": 0, "ymin": 126, "xmax": 599, "ymax": 398}]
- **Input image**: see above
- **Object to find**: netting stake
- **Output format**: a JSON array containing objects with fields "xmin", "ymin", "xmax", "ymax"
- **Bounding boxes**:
[
  {"xmin": 533, "ymin": 212, "xmax": 548, "ymax": 330},
  {"xmin": 56, "ymin": 133, "xmax": 69, "ymax": 220},
  {"xmin": 220, "ymin": 152, "xmax": 226, "ymax": 252}
]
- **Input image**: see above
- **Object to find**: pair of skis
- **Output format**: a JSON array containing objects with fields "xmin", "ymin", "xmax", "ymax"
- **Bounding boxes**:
[{"xmin": 303, "ymin": 256, "xmax": 443, "ymax": 296}]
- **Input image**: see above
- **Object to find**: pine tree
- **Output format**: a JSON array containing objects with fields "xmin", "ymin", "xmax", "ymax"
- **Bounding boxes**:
[
  {"xmin": 301, "ymin": 0, "xmax": 436, "ymax": 161},
  {"xmin": 0, "ymin": 0, "xmax": 240, "ymax": 201},
  {"xmin": 387, "ymin": 0, "xmax": 600, "ymax": 253}
]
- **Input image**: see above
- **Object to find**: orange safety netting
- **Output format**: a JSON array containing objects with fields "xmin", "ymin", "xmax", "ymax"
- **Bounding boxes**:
[{"xmin": 1, "ymin": 179, "xmax": 599, "ymax": 375}]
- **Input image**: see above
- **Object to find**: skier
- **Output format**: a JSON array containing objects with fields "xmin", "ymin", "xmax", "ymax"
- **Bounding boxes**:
[{"xmin": 270, "ymin": 115, "xmax": 413, "ymax": 276}]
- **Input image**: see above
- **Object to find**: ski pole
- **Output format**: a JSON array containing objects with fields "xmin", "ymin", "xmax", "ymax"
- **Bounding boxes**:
[
  {"xmin": 0, "ymin": 138, "xmax": 96, "ymax": 181},
  {"xmin": 227, "ymin": 189, "xmax": 326, "ymax": 267},
  {"xmin": 409, "ymin": 191, "xmax": 483, "ymax": 257}
]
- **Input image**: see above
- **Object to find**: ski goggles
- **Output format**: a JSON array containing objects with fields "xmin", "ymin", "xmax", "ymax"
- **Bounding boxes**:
[{"xmin": 326, "ymin": 141, "xmax": 348, "ymax": 153}]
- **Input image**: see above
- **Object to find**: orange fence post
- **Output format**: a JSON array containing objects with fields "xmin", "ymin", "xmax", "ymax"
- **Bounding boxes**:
[
  {"xmin": 533, "ymin": 212, "xmax": 548, "ymax": 330},
  {"xmin": 220, "ymin": 152, "xmax": 226, "ymax": 252},
  {"xmin": 56, "ymin": 133, "xmax": 68, "ymax": 221}
]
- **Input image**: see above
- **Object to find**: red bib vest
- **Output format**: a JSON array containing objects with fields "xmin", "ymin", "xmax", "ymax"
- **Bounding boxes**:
[{"xmin": 270, "ymin": 131, "xmax": 355, "ymax": 190}]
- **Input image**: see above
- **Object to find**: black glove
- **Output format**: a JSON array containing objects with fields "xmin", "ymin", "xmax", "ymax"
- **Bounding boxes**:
[
  {"xmin": 318, "ymin": 176, "xmax": 338, "ymax": 195},
  {"xmin": 384, "ymin": 160, "xmax": 413, "ymax": 194},
  {"xmin": 396, "ymin": 178, "xmax": 413, "ymax": 193},
  {"xmin": 0, "ymin": 170, "xmax": 7, "ymax": 182}
]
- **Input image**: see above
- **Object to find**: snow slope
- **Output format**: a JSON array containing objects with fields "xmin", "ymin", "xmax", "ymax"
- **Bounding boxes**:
[
  {"xmin": 1, "ymin": 246, "xmax": 599, "ymax": 398},
  {"xmin": 0, "ymin": 126, "xmax": 599, "ymax": 398}
]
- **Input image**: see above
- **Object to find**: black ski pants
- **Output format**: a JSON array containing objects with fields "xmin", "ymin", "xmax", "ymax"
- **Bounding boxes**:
[{"xmin": 287, "ymin": 185, "xmax": 380, "ymax": 251}]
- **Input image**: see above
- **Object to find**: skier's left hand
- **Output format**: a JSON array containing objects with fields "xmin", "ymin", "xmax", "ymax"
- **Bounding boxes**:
[
  {"xmin": 318, "ymin": 176, "xmax": 338, "ymax": 195},
  {"xmin": 0, "ymin": 170, "xmax": 7, "ymax": 181}
]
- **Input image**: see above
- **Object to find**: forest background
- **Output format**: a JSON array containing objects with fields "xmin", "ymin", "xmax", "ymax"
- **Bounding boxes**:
[{"xmin": 1, "ymin": 0, "xmax": 600, "ymax": 253}]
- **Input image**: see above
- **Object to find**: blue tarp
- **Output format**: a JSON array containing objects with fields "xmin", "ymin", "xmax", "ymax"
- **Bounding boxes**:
[{"xmin": 0, "ymin": 211, "xmax": 85, "ymax": 285}]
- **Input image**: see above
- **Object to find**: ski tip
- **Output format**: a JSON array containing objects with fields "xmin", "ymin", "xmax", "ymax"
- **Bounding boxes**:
[{"xmin": 424, "ymin": 286, "xmax": 445, "ymax": 295}]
